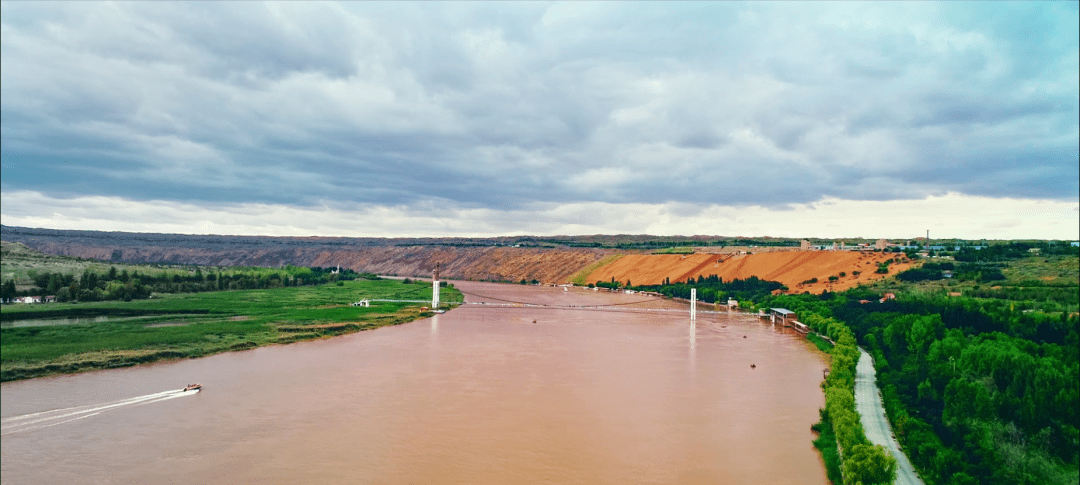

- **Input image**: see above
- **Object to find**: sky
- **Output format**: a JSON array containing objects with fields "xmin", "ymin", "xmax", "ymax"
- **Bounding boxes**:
[{"xmin": 1, "ymin": 1, "xmax": 1077, "ymax": 240}]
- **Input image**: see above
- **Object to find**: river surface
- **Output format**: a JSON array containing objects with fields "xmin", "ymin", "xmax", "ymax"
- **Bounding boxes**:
[{"xmin": 2, "ymin": 282, "xmax": 829, "ymax": 484}]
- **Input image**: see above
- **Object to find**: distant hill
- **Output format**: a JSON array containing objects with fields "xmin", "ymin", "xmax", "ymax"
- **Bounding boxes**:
[
  {"xmin": 583, "ymin": 251, "xmax": 915, "ymax": 293},
  {"xmin": 0, "ymin": 226, "xmax": 910, "ymax": 291},
  {"xmin": 0, "ymin": 225, "xmax": 615, "ymax": 284}
]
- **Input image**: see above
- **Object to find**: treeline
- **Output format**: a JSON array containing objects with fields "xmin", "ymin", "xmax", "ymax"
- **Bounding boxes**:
[
  {"xmin": 805, "ymin": 311, "xmax": 899, "ymax": 485},
  {"xmin": 897, "ymin": 261, "xmax": 1005, "ymax": 284},
  {"xmin": 2, "ymin": 266, "xmax": 378, "ymax": 303},
  {"xmin": 758, "ymin": 290, "xmax": 1079, "ymax": 485},
  {"xmin": 954, "ymin": 241, "xmax": 1078, "ymax": 262},
  {"xmin": 591, "ymin": 274, "xmax": 786, "ymax": 303}
]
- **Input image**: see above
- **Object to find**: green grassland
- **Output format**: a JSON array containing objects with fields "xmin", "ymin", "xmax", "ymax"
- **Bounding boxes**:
[
  {"xmin": 568, "ymin": 254, "xmax": 624, "ymax": 286},
  {"xmin": 865, "ymin": 254, "xmax": 1079, "ymax": 314},
  {"xmin": 650, "ymin": 246, "xmax": 695, "ymax": 254},
  {"xmin": 1003, "ymin": 255, "xmax": 1080, "ymax": 285},
  {"xmin": 1, "ymin": 278, "xmax": 462, "ymax": 382}
]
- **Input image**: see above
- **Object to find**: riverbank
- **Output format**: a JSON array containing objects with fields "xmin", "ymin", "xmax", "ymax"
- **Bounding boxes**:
[{"xmin": 1, "ymin": 279, "xmax": 461, "ymax": 382}]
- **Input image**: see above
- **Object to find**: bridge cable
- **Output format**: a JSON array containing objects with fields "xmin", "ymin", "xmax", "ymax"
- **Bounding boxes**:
[{"xmin": 455, "ymin": 288, "xmax": 668, "ymax": 308}]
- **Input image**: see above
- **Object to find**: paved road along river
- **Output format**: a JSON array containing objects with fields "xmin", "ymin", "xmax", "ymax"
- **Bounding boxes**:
[
  {"xmin": 855, "ymin": 348, "xmax": 926, "ymax": 485},
  {"xmin": 3, "ymin": 282, "xmax": 830, "ymax": 484}
]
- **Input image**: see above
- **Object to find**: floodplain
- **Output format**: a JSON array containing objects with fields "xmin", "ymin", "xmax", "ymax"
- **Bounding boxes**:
[{"xmin": 1, "ymin": 278, "xmax": 460, "ymax": 382}]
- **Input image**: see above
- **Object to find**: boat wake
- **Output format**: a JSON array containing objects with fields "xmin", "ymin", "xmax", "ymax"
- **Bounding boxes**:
[{"xmin": 1, "ymin": 389, "xmax": 197, "ymax": 436}]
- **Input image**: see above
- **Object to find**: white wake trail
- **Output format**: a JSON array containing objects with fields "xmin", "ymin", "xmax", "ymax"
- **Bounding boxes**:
[{"xmin": 1, "ymin": 388, "xmax": 197, "ymax": 436}]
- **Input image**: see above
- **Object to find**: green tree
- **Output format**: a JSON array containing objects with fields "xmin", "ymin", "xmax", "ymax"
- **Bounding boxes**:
[
  {"xmin": 843, "ymin": 443, "xmax": 898, "ymax": 485},
  {"xmin": 45, "ymin": 274, "xmax": 60, "ymax": 295},
  {"xmin": 2, "ymin": 279, "xmax": 16, "ymax": 301}
]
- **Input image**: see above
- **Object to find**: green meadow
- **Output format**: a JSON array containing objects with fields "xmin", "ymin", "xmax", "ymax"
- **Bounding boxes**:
[{"xmin": 1, "ymin": 278, "xmax": 462, "ymax": 382}]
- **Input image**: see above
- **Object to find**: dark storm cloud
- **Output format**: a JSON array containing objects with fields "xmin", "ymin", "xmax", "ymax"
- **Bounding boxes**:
[{"xmin": 1, "ymin": 1, "xmax": 1076, "ymax": 214}]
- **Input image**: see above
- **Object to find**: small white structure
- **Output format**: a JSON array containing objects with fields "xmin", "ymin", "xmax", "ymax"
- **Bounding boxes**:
[
  {"xmin": 351, "ymin": 300, "xmax": 370, "ymax": 307},
  {"xmin": 727, "ymin": 299, "xmax": 738, "ymax": 308}
]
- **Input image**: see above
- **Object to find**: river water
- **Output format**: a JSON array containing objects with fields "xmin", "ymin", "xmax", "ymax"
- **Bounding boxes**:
[{"xmin": 1, "ymin": 282, "xmax": 828, "ymax": 484}]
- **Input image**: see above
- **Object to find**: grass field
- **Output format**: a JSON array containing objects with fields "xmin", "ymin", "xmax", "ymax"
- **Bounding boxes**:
[
  {"xmin": 651, "ymin": 246, "xmax": 695, "ymax": 255},
  {"xmin": 568, "ymin": 254, "xmax": 624, "ymax": 286},
  {"xmin": 1, "ymin": 278, "xmax": 462, "ymax": 382},
  {"xmin": 865, "ymin": 255, "xmax": 1079, "ymax": 312},
  {"xmin": 806, "ymin": 332, "xmax": 834, "ymax": 352},
  {"xmin": 1002, "ymin": 255, "xmax": 1080, "ymax": 285}
]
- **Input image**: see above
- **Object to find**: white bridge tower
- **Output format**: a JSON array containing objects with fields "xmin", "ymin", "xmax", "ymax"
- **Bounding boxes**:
[
  {"xmin": 432, "ymin": 263, "xmax": 441, "ymax": 309},
  {"xmin": 690, "ymin": 288, "xmax": 697, "ymax": 321}
]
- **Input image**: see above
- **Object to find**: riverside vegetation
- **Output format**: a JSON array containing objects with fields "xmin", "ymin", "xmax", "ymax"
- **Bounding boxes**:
[
  {"xmin": 2, "ymin": 241, "xmax": 371, "ymax": 303},
  {"xmin": 756, "ymin": 246, "xmax": 1079, "ymax": 485},
  {"xmin": 2, "ymin": 277, "xmax": 462, "ymax": 382}
]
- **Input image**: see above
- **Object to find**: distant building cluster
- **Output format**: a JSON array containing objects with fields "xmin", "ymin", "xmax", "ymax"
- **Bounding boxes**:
[
  {"xmin": 798, "ymin": 238, "xmax": 990, "ymax": 253},
  {"xmin": 799, "ymin": 239, "xmax": 888, "ymax": 251}
]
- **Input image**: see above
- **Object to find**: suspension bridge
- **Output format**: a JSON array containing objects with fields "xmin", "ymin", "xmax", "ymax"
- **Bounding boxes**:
[
  {"xmin": 358, "ymin": 267, "xmax": 796, "ymax": 327},
  {"xmin": 363, "ymin": 287, "xmax": 740, "ymax": 320}
]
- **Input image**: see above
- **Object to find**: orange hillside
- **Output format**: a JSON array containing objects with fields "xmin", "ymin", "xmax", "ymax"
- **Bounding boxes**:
[{"xmin": 584, "ymin": 251, "xmax": 914, "ymax": 294}]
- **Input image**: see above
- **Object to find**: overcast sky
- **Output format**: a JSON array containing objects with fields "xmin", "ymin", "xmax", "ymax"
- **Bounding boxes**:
[{"xmin": 2, "ymin": 1, "xmax": 1077, "ymax": 239}]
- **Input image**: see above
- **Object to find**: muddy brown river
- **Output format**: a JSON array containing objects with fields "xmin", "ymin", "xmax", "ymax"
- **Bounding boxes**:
[{"xmin": 1, "ymin": 282, "xmax": 828, "ymax": 484}]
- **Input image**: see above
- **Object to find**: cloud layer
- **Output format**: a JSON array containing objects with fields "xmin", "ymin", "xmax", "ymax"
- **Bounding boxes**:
[
  {"xmin": 2, "ymin": 2, "xmax": 1077, "ymax": 238},
  {"xmin": 3, "ymin": 190, "xmax": 1076, "ymax": 240}
]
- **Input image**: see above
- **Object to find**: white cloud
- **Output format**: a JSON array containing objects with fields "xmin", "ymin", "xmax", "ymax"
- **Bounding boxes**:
[
  {"xmin": 2, "ymin": 190, "xmax": 1075, "ymax": 240},
  {"xmin": 1, "ymin": 1, "xmax": 1077, "ymax": 236}
]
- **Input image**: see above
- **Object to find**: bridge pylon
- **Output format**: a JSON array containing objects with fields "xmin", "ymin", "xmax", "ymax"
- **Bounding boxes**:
[
  {"xmin": 432, "ymin": 263, "xmax": 441, "ymax": 309},
  {"xmin": 691, "ymin": 288, "xmax": 697, "ymax": 321}
]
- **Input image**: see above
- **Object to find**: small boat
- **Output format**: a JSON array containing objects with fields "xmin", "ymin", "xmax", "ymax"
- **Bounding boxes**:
[{"xmin": 183, "ymin": 383, "xmax": 202, "ymax": 392}]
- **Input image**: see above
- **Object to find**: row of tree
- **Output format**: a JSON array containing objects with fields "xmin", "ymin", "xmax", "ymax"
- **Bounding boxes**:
[
  {"xmin": 593, "ymin": 274, "xmax": 787, "ymax": 303},
  {"xmin": 953, "ymin": 242, "xmax": 1077, "ymax": 262},
  {"xmin": 805, "ymin": 311, "xmax": 899, "ymax": 485},
  {"xmin": 2, "ymin": 266, "xmax": 376, "ymax": 303}
]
